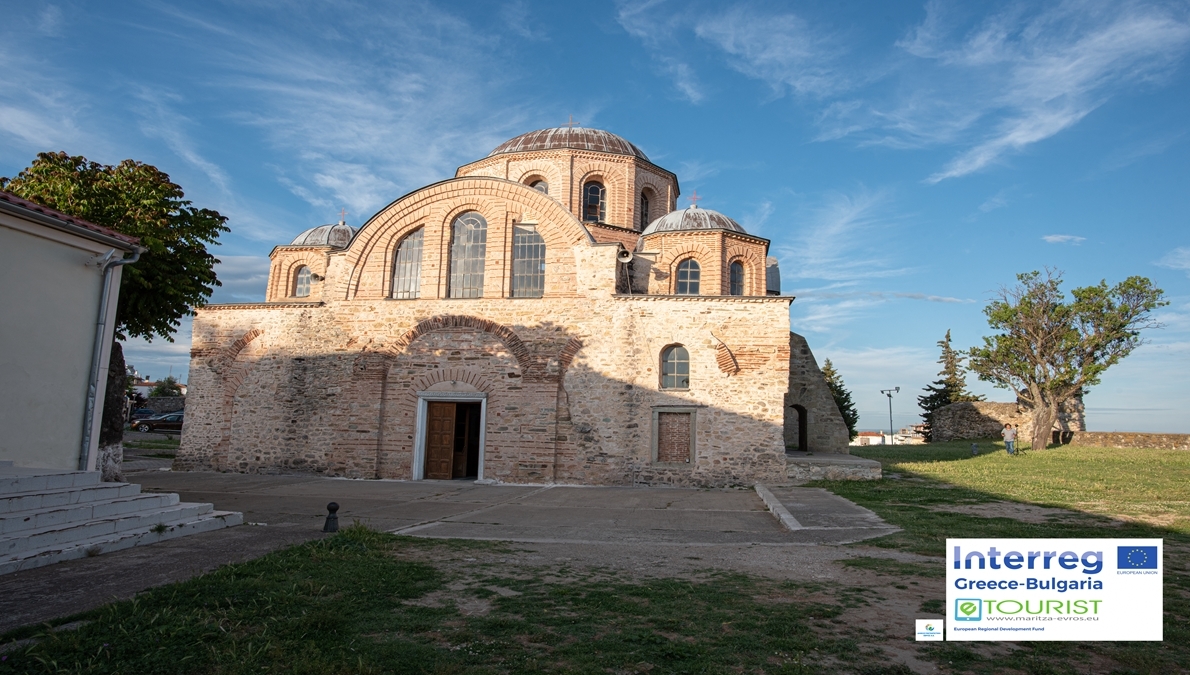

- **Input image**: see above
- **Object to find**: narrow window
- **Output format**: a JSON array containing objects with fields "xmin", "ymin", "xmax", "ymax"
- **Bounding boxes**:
[
  {"xmin": 583, "ymin": 181, "xmax": 606, "ymax": 222},
  {"xmin": 293, "ymin": 266, "xmax": 311, "ymax": 298},
  {"xmin": 511, "ymin": 224, "xmax": 546, "ymax": 298},
  {"xmin": 391, "ymin": 228, "xmax": 424, "ymax": 299},
  {"xmin": 448, "ymin": 211, "xmax": 487, "ymax": 298},
  {"xmin": 529, "ymin": 180, "xmax": 548, "ymax": 195},
  {"xmin": 675, "ymin": 258, "xmax": 700, "ymax": 295},
  {"xmin": 729, "ymin": 261, "xmax": 745, "ymax": 296},
  {"xmin": 639, "ymin": 191, "xmax": 650, "ymax": 230},
  {"xmin": 661, "ymin": 345, "xmax": 690, "ymax": 389}
]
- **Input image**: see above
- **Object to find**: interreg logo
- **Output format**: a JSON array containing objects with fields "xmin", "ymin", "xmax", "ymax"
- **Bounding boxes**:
[
  {"xmin": 1117, "ymin": 546, "xmax": 1158, "ymax": 569},
  {"xmin": 955, "ymin": 598, "xmax": 982, "ymax": 621}
]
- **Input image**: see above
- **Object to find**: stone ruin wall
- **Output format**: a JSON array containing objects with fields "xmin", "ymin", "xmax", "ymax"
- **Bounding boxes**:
[
  {"xmin": 783, "ymin": 332, "xmax": 850, "ymax": 454},
  {"xmin": 177, "ymin": 295, "xmax": 804, "ymax": 487},
  {"xmin": 930, "ymin": 399, "xmax": 1086, "ymax": 443}
]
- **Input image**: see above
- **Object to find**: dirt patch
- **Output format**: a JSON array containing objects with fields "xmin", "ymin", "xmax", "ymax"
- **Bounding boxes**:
[{"xmin": 922, "ymin": 500, "xmax": 1117, "ymax": 525}]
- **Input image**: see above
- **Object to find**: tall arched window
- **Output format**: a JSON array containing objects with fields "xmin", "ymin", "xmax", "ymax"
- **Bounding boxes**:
[
  {"xmin": 391, "ymin": 228, "xmax": 424, "ymax": 299},
  {"xmin": 639, "ymin": 191, "xmax": 650, "ymax": 230},
  {"xmin": 729, "ymin": 261, "xmax": 745, "ymax": 296},
  {"xmin": 675, "ymin": 258, "xmax": 700, "ymax": 295},
  {"xmin": 448, "ymin": 211, "xmax": 488, "ymax": 298},
  {"xmin": 583, "ymin": 181, "xmax": 606, "ymax": 222},
  {"xmin": 529, "ymin": 179, "xmax": 548, "ymax": 195},
  {"xmin": 511, "ymin": 224, "xmax": 546, "ymax": 298},
  {"xmin": 293, "ymin": 266, "xmax": 311, "ymax": 298},
  {"xmin": 661, "ymin": 345, "xmax": 690, "ymax": 389}
]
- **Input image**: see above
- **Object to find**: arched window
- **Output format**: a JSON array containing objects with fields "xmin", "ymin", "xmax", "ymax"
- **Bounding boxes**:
[
  {"xmin": 448, "ymin": 211, "xmax": 487, "ymax": 298},
  {"xmin": 529, "ymin": 180, "xmax": 548, "ymax": 195},
  {"xmin": 511, "ymin": 224, "xmax": 546, "ymax": 298},
  {"xmin": 391, "ymin": 228, "xmax": 423, "ymax": 299},
  {"xmin": 729, "ymin": 261, "xmax": 745, "ymax": 296},
  {"xmin": 639, "ymin": 191, "xmax": 650, "ymax": 230},
  {"xmin": 293, "ymin": 266, "xmax": 311, "ymax": 298},
  {"xmin": 661, "ymin": 345, "xmax": 690, "ymax": 389},
  {"xmin": 582, "ymin": 181, "xmax": 606, "ymax": 222},
  {"xmin": 675, "ymin": 258, "xmax": 700, "ymax": 295}
]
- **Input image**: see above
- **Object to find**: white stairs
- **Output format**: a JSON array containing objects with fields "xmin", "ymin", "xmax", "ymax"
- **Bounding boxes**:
[{"xmin": 0, "ymin": 466, "xmax": 242, "ymax": 576}]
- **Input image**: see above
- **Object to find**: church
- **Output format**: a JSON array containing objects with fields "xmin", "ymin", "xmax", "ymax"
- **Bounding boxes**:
[{"xmin": 176, "ymin": 127, "xmax": 849, "ymax": 486}]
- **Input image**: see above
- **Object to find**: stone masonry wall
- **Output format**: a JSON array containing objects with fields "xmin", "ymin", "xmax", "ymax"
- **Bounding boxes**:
[
  {"xmin": 931, "ymin": 399, "xmax": 1086, "ymax": 443},
  {"xmin": 178, "ymin": 294, "xmax": 796, "ymax": 487},
  {"xmin": 1063, "ymin": 432, "xmax": 1190, "ymax": 450},
  {"xmin": 784, "ymin": 332, "xmax": 850, "ymax": 454}
]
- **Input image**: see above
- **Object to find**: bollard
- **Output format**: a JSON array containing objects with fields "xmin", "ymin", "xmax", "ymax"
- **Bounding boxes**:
[
  {"xmin": 971, "ymin": 443, "xmax": 978, "ymax": 456},
  {"xmin": 323, "ymin": 502, "xmax": 339, "ymax": 533}
]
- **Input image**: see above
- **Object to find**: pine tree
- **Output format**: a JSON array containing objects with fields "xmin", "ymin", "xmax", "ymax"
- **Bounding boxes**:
[
  {"xmin": 821, "ymin": 359, "xmax": 859, "ymax": 440},
  {"xmin": 918, "ymin": 330, "xmax": 982, "ymax": 441}
]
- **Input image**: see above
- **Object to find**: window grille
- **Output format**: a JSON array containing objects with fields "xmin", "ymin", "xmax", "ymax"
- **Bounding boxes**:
[
  {"xmin": 583, "ymin": 181, "xmax": 606, "ymax": 222},
  {"xmin": 511, "ymin": 224, "xmax": 546, "ymax": 298},
  {"xmin": 729, "ymin": 261, "xmax": 745, "ymax": 296},
  {"xmin": 661, "ymin": 345, "xmax": 690, "ymax": 389},
  {"xmin": 448, "ymin": 211, "xmax": 488, "ymax": 298},
  {"xmin": 391, "ymin": 228, "xmax": 423, "ymax": 299},
  {"xmin": 294, "ymin": 266, "xmax": 311, "ymax": 297},
  {"xmin": 530, "ymin": 180, "xmax": 548, "ymax": 195},
  {"xmin": 639, "ymin": 192, "xmax": 650, "ymax": 230},
  {"xmin": 675, "ymin": 259, "xmax": 700, "ymax": 295}
]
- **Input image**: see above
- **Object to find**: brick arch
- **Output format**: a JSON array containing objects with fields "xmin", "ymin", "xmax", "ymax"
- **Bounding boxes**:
[
  {"xmin": 725, "ymin": 246, "xmax": 765, "ymax": 296},
  {"xmin": 659, "ymin": 244, "xmax": 714, "ymax": 294},
  {"xmin": 514, "ymin": 162, "xmax": 564, "ymax": 195},
  {"xmin": 409, "ymin": 368, "xmax": 499, "ymax": 395},
  {"xmin": 576, "ymin": 168, "xmax": 625, "ymax": 223},
  {"xmin": 267, "ymin": 252, "xmax": 326, "ymax": 301},
  {"xmin": 214, "ymin": 329, "xmax": 267, "ymax": 469},
  {"xmin": 338, "ymin": 177, "xmax": 594, "ymax": 300}
]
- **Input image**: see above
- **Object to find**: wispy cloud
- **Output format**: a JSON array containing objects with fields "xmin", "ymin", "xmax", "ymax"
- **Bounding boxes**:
[
  {"xmin": 209, "ymin": 256, "xmax": 271, "ymax": 303},
  {"xmin": 615, "ymin": 1, "xmax": 706, "ymax": 102},
  {"xmin": 1157, "ymin": 247, "xmax": 1190, "ymax": 276},
  {"xmin": 1042, "ymin": 234, "xmax": 1087, "ymax": 244},
  {"xmin": 693, "ymin": 6, "xmax": 847, "ymax": 98},
  {"xmin": 134, "ymin": 89, "xmax": 231, "ymax": 192},
  {"xmin": 778, "ymin": 188, "xmax": 910, "ymax": 282}
]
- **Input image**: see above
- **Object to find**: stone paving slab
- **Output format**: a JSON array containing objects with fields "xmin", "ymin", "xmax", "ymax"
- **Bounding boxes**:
[{"xmin": 765, "ymin": 486, "xmax": 899, "ymax": 532}]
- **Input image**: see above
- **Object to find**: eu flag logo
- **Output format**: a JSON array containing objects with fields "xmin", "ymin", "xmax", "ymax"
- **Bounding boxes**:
[{"xmin": 1117, "ymin": 546, "xmax": 1159, "ymax": 569}]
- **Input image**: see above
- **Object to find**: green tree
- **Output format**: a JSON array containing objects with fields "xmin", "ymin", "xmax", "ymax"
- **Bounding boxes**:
[
  {"xmin": 917, "ymin": 329, "xmax": 983, "ymax": 441},
  {"xmin": 149, "ymin": 376, "xmax": 184, "ymax": 397},
  {"xmin": 969, "ymin": 269, "xmax": 1166, "ymax": 452},
  {"xmin": 821, "ymin": 359, "xmax": 859, "ymax": 440},
  {"xmin": 2, "ymin": 152, "xmax": 227, "ymax": 451}
]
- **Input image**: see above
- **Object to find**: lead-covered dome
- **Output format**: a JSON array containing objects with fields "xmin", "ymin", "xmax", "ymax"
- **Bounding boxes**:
[
  {"xmin": 641, "ymin": 205, "xmax": 746, "ymax": 236},
  {"xmin": 489, "ymin": 127, "xmax": 648, "ymax": 160},
  {"xmin": 290, "ymin": 221, "xmax": 357, "ymax": 248}
]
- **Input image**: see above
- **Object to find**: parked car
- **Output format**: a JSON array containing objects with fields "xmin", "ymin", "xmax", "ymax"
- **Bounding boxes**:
[
  {"xmin": 129, "ymin": 408, "xmax": 156, "ymax": 421},
  {"xmin": 133, "ymin": 413, "xmax": 184, "ymax": 433}
]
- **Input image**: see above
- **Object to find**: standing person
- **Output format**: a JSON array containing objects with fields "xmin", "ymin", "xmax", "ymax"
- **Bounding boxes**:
[{"xmin": 1002, "ymin": 423, "xmax": 1017, "ymax": 455}]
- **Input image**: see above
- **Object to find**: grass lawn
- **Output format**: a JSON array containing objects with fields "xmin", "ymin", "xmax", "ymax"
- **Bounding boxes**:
[
  {"xmin": 821, "ymin": 440, "xmax": 1190, "ymax": 674},
  {"xmin": 123, "ymin": 437, "xmax": 180, "ymax": 452},
  {"xmin": 2, "ymin": 442, "xmax": 1187, "ymax": 674}
]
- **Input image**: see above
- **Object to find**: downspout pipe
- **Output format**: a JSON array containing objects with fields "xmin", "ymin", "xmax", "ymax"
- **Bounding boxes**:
[{"xmin": 79, "ymin": 246, "xmax": 144, "ymax": 471}]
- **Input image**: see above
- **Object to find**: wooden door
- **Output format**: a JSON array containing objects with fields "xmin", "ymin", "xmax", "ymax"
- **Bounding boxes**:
[{"xmin": 425, "ymin": 402, "xmax": 456, "ymax": 479}]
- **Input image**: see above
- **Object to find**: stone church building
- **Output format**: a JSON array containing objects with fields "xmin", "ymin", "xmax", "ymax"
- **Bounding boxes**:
[{"xmin": 177, "ymin": 127, "xmax": 849, "ymax": 486}]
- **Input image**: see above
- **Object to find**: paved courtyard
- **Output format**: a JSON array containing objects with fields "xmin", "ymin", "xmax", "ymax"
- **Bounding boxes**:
[{"xmin": 0, "ymin": 470, "xmax": 899, "ymax": 634}]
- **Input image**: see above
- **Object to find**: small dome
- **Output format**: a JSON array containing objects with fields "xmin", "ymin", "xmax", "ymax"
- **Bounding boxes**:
[
  {"xmin": 489, "ymin": 127, "xmax": 648, "ymax": 160},
  {"xmin": 641, "ymin": 205, "xmax": 746, "ymax": 236},
  {"xmin": 290, "ymin": 221, "xmax": 357, "ymax": 248}
]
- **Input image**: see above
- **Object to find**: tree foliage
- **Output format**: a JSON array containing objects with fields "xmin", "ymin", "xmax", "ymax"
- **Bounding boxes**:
[
  {"xmin": 968, "ymin": 269, "xmax": 1166, "ymax": 452},
  {"xmin": 0, "ymin": 152, "xmax": 228, "ymax": 341},
  {"xmin": 917, "ymin": 329, "xmax": 983, "ymax": 442},
  {"xmin": 822, "ymin": 359, "xmax": 859, "ymax": 440},
  {"xmin": 150, "ymin": 376, "xmax": 184, "ymax": 397}
]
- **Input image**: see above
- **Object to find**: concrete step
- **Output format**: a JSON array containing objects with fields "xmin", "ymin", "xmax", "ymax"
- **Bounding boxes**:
[
  {"xmin": 0, "ymin": 482, "xmax": 142, "ymax": 515},
  {"xmin": 0, "ymin": 502, "xmax": 213, "ymax": 558},
  {"xmin": 0, "ymin": 510, "xmax": 244, "ymax": 576},
  {"xmin": 0, "ymin": 471, "xmax": 100, "ymax": 495},
  {"xmin": 0, "ymin": 493, "xmax": 180, "ymax": 536}
]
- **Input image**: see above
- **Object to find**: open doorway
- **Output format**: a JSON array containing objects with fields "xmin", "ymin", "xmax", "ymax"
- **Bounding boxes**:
[
  {"xmin": 790, "ymin": 404, "xmax": 808, "ymax": 453},
  {"xmin": 424, "ymin": 401, "xmax": 482, "ymax": 479}
]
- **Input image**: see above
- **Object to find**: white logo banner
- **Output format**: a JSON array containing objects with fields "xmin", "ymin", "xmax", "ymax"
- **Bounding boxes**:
[{"xmin": 946, "ymin": 538, "xmax": 1162, "ymax": 641}]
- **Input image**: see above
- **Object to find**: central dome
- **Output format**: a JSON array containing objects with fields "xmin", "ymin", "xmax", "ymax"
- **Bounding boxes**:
[
  {"xmin": 489, "ymin": 127, "xmax": 648, "ymax": 160},
  {"xmin": 290, "ymin": 221, "xmax": 357, "ymax": 248},
  {"xmin": 641, "ymin": 205, "xmax": 746, "ymax": 236}
]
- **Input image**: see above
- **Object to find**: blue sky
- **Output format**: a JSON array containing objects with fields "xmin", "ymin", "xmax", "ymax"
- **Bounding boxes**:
[{"xmin": 3, "ymin": 1, "xmax": 1188, "ymax": 432}]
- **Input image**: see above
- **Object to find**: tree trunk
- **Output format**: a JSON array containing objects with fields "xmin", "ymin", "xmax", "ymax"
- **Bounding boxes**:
[
  {"xmin": 97, "ymin": 340, "xmax": 127, "ymax": 482},
  {"xmin": 1030, "ymin": 405, "xmax": 1056, "ymax": 452}
]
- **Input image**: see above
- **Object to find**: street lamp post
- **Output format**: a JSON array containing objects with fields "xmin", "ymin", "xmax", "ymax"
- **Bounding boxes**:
[{"xmin": 880, "ymin": 387, "xmax": 900, "ymax": 445}]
